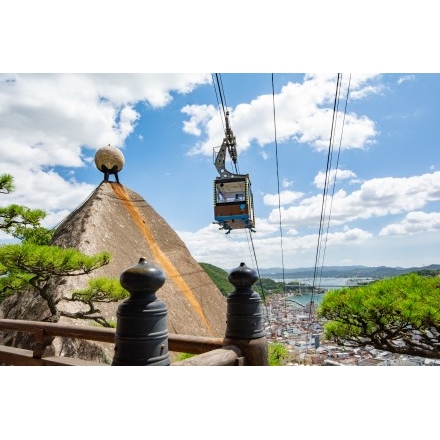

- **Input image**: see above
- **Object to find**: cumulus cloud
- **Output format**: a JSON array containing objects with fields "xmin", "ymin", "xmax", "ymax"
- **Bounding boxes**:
[
  {"xmin": 268, "ymin": 171, "xmax": 440, "ymax": 229},
  {"xmin": 313, "ymin": 169, "xmax": 357, "ymax": 189},
  {"xmin": 0, "ymin": 163, "xmax": 96, "ymax": 214},
  {"xmin": 186, "ymin": 169, "xmax": 440, "ymax": 268},
  {"xmin": 184, "ymin": 73, "xmax": 379, "ymax": 157},
  {"xmin": 379, "ymin": 211, "xmax": 440, "ymax": 236},
  {"xmin": 263, "ymin": 190, "xmax": 304, "ymax": 206},
  {"xmin": 177, "ymin": 224, "xmax": 373, "ymax": 269},
  {"xmin": 2, "ymin": 73, "xmax": 436, "ymax": 270},
  {"xmin": 182, "ymin": 104, "xmax": 217, "ymax": 136},
  {"xmin": 0, "ymin": 73, "xmax": 211, "ymax": 218},
  {"xmin": 0, "ymin": 73, "xmax": 211, "ymax": 168}
]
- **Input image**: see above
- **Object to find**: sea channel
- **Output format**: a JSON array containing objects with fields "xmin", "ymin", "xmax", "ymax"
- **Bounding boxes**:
[{"xmin": 272, "ymin": 277, "xmax": 375, "ymax": 306}]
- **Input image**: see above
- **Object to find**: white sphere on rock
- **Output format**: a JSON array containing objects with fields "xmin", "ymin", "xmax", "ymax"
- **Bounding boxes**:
[{"xmin": 95, "ymin": 144, "xmax": 125, "ymax": 173}]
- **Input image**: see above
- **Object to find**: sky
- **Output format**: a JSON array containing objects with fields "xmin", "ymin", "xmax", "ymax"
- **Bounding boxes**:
[{"xmin": 1, "ymin": 72, "xmax": 439, "ymax": 271}]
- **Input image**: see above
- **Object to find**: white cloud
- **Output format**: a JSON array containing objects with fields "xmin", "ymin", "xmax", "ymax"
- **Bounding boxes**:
[
  {"xmin": 0, "ymin": 163, "xmax": 96, "ymax": 213},
  {"xmin": 0, "ymin": 73, "xmax": 211, "ymax": 170},
  {"xmin": 118, "ymin": 105, "xmax": 140, "ymax": 139},
  {"xmin": 0, "ymin": 73, "xmax": 212, "ymax": 228},
  {"xmin": 282, "ymin": 178, "xmax": 293, "ymax": 188},
  {"xmin": 184, "ymin": 73, "xmax": 379, "ymax": 157},
  {"xmin": 182, "ymin": 104, "xmax": 217, "ymax": 137},
  {"xmin": 263, "ymin": 190, "xmax": 304, "ymax": 206},
  {"xmin": 178, "ymin": 224, "xmax": 373, "ymax": 269},
  {"xmin": 268, "ymin": 171, "xmax": 440, "ymax": 229},
  {"xmin": 260, "ymin": 149, "xmax": 270, "ymax": 160},
  {"xmin": 397, "ymin": 75, "xmax": 415, "ymax": 85},
  {"xmin": 379, "ymin": 211, "xmax": 440, "ymax": 236},
  {"xmin": 2, "ymin": 72, "xmax": 436, "ymax": 270},
  {"xmin": 313, "ymin": 169, "xmax": 357, "ymax": 189}
]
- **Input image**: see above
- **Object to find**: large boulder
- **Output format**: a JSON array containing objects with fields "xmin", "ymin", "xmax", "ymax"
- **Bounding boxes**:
[{"xmin": 0, "ymin": 181, "xmax": 227, "ymax": 363}]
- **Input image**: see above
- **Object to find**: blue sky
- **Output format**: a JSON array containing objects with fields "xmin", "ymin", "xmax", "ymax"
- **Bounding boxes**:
[
  {"xmin": 1, "ymin": 2, "xmax": 439, "ymax": 273},
  {"xmin": 1, "ymin": 72, "xmax": 439, "ymax": 270}
]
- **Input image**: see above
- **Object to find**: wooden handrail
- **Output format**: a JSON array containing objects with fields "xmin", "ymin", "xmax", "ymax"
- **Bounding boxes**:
[
  {"xmin": 167, "ymin": 333, "xmax": 223, "ymax": 354},
  {"xmin": 0, "ymin": 319, "xmax": 225, "ymax": 365},
  {"xmin": 0, "ymin": 318, "xmax": 223, "ymax": 353},
  {"xmin": 0, "ymin": 319, "xmax": 115, "ymax": 343}
]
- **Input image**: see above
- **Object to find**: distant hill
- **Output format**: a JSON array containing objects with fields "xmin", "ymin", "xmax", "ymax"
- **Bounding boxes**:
[
  {"xmin": 256, "ymin": 264, "xmax": 440, "ymax": 279},
  {"xmin": 209, "ymin": 263, "xmax": 440, "ymax": 280},
  {"xmin": 199, "ymin": 263, "xmax": 283, "ymax": 296},
  {"xmin": 200, "ymin": 263, "xmax": 440, "ymax": 297}
]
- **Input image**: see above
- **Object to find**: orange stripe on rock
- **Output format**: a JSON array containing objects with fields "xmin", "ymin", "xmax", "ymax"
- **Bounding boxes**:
[{"xmin": 110, "ymin": 183, "xmax": 214, "ymax": 334}]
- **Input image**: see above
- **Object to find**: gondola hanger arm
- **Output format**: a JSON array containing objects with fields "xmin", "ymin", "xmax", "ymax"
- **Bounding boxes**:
[{"xmin": 213, "ymin": 111, "xmax": 242, "ymax": 178}]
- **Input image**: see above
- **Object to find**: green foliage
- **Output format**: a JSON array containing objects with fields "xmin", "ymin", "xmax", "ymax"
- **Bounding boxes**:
[
  {"xmin": 0, "ymin": 174, "xmax": 121, "ymax": 326},
  {"xmin": 72, "ymin": 277, "xmax": 129, "ymax": 302},
  {"xmin": 0, "ymin": 243, "xmax": 110, "ymax": 277},
  {"xmin": 0, "ymin": 271, "xmax": 31, "ymax": 304},
  {"xmin": 268, "ymin": 342, "xmax": 289, "ymax": 366},
  {"xmin": 259, "ymin": 278, "xmax": 280, "ymax": 290},
  {"xmin": 0, "ymin": 203, "xmax": 48, "ymax": 235},
  {"xmin": 199, "ymin": 262, "xmax": 287, "ymax": 300},
  {"xmin": 0, "ymin": 174, "xmax": 54, "ymax": 245},
  {"xmin": 14, "ymin": 225, "xmax": 54, "ymax": 245},
  {"xmin": 0, "ymin": 173, "xmax": 14, "ymax": 194},
  {"xmin": 174, "ymin": 352, "xmax": 194, "ymax": 361},
  {"xmin": 318, "ymin": 273, "xmax": 440, "ymax": 359},
  {"xmin": 0, "ymin": 243, "xmax": 111, "ymax": 300},
  {"xmin": 199, "ymin": 262, "xmax": 233, "ymax": 296},
  {"xmin": 416, "ymin": 269, "xmax": 440, "ymax": 277},
  {"xmin": 254, "ymin": 277, "xmax": 285, "ymax": 296}
]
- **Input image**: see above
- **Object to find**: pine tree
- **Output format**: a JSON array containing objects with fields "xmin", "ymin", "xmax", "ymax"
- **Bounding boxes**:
[{"xmin": 0, "ymin": 173, "xmax": 127, "ymax": 326}]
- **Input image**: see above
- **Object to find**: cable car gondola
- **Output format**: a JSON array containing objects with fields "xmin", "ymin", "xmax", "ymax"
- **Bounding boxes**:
[{"xmin": 213, "ymin": 112, "xmax": 256, "ymax": 234}]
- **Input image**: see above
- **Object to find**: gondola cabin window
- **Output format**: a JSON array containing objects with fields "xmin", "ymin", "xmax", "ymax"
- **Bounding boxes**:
[{"xmin": 215, "ymin": 180, "xmax": 246, "ymax": 203}]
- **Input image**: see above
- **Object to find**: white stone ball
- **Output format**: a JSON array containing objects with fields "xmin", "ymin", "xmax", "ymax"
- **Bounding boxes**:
[{"xmin": 94, "ymin": 145, "xmax": 125, "ymax": 173}]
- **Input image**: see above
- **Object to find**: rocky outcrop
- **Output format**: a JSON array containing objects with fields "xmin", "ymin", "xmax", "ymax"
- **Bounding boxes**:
[{"xmin": 0, "ymin": 181, "xmax": 227, "ymax": 363}]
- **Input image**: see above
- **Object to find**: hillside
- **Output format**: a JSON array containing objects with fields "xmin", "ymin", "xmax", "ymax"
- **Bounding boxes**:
[
  {"xmin": 257, "ymin": 264, "xmax": 440, "ymax": 279},
  {"xmin": 199, "ymin": 263, "xmax": 288, "ymax": 296},
  {"xmin": 201, "ymin": 263, "xmax": 440, "ymax": 288},
  {"xmin": 198, "ymin": 263, "xmax": 233, "ymax": 296}
]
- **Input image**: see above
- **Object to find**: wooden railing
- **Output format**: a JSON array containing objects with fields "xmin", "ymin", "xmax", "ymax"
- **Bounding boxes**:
[
  {"xmin": 0, "ymin": 260, "xmax": 268, "ymax": 366},
  {"xmin": 0, "ymin": 318, "xmax": 237, "ymax": 366}
]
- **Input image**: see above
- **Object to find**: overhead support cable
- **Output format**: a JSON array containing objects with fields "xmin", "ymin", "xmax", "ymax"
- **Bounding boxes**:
[
  {"xmin": 301, "ymin": 74, "xmax": 352, "ymax": 360},
  {"xmin": 212, "ymin": 73, "xmax": 239, "ymax": 175},
  {"xmin": 311, "ymin": 73, "xmax": 343, "ymax": 297},
  {"xmin": 271, "ymin": 74, "xmax": 286, "ymax": 287},
  {"xmin": 211, "ymin": 74, "xmax": 226, "ymax": 134},
  {"xmin": 318, "ymin": 74, "xmax": 352, "ymax": 282}
]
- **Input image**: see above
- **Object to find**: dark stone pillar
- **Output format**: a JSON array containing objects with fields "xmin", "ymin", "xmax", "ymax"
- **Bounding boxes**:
[
  {"xmin": 112, "ymin": 258, "xmax": 169, "ymax": 366},
  {"xmin": 222, "ymin": 262, "xmax": 268, "ymax": 366}
]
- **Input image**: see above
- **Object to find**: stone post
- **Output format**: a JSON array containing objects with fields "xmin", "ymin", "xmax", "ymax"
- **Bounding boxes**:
[
  {"xmin": 222, "ymin": 262, "xmax": 268, "ymax": 366},
  {"xmin": 112, "ymin": 258, "xmax": 169, "ymax": 366}
]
